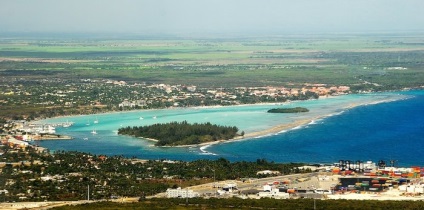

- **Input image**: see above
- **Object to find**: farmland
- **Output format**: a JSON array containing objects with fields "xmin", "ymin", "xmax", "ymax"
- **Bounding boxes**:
[
  {"xmin": 1, "ymin": 33, "xmax": 424, "ymax": 88},
  {"xmin": 1, "ymin": 33, "xmax": 424, "ymax": 120}
]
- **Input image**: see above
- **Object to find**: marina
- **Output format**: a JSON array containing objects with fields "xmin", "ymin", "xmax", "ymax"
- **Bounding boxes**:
[
  {"xmin": 12, "ymin": 120, "xmax": 75, "ymax": 135},
  {"xmin": 35, "ymin": 121, "xmax": 75, "ymax": 128}
]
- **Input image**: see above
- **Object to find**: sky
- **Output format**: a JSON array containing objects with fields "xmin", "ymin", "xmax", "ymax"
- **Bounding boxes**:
[{"xmin": 1, "ymin": 0, "xmax": 423, "ymax": 35}]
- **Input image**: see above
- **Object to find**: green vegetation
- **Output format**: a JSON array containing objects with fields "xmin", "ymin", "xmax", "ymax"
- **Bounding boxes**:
[
  {"xmin": 53, "ymin": 198, "xmax": 424, "ymax": 210},
  {"xmin": 1, "ymin": 34, "xmax": 424, "ymax": 120},
  {"xmin": 118, "ymin": 121, "xmax": 239, "ymax": 146},
  {"xmin": 0, "ymin": 144, "xmax": 306, "ymax": 202},
  {"xmin": 2, "ymin": 142, "xmax": 423, "ymax": 206},
  {"xmin": 2, "ymin": 34, "xmax": 424, "ymax": 208},
  {"xmin": 268, "ymin": 107, "xmax": 309, "ymax": 113},
  {"xmin": 1, "ymin": 34, "xmax": 424, "ymax": 88}
]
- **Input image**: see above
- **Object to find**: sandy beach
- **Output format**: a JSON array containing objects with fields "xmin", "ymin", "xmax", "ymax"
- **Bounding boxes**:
[
  {"xmin": 189, "ymin": 95, "xmax": 406, "ymax": 149},
  {"xmin": 242, "ymin": 119, "xmax": 314, "ymax": 139},
  {"xmin": 172, "ymin": 118, "xmax": 317, "ymax": 149}
]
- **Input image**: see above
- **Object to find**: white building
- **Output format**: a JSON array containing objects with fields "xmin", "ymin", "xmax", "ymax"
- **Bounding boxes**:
[
  {"xmin": 118, "ymin": 99, "xmax": 146, "ymax": 108},
  {"xmin": 7, "ymin": 137, "xmax": 29, "ymax": 147},
  {"xmin": 166, "ymin": 187, "xmax": 199, "ymax": 198},
  {"xmin": 263, "ymin": 184, "xmax": 272, "ymax": 192},
  {"xmin": 187, "ymin": 86, "xmax": 197, "ymax": 92},
  {"xmin": 257, "ymin": 170, "xmax": 281, "ymax": 175},
  {"xmin": 258, "ymin": 189, "xmax": 289, "ymax": 199},
  {"xmin": 222, "ymin": 183, "xmax": 238, "ymax": 192}
]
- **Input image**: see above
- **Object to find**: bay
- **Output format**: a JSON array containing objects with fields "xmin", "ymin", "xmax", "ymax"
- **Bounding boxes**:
[{"xmin": 36, "ymin": 91, "xmax": 423, "ymax": 166}]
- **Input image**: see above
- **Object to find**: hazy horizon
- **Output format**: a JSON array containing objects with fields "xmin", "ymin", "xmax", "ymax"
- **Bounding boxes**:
[{"xmin": 1, "ymin": 0, "xmax": 423, "ymax": 36}]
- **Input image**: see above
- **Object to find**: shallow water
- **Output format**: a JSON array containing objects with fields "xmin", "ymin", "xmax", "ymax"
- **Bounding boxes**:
[{"xmin": 36, "ymin": 91, "xmax": 422, "ymax": 166}]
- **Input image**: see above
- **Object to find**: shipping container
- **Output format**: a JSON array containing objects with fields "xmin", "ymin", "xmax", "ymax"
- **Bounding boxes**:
[
  {"xmin": 287, "ymin": 189, "xmax": 296, "ymax": 194},
  {"xmin": 332, "ymin": 168, "xmax": 340, "ymax": 174},
  {"xmin": 411, "ymin": 166, "xmax": 420, "ymax": 173}
]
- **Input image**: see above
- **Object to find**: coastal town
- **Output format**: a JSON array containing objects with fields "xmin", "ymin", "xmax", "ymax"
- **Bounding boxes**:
[
  {"xmin": 0, "ymin": 77, "xmax": 351, "ymax": 121},
  {"xmin": 1, "ymin": 72, "xmax": 423, "ymax": 209},
  {"xmin": 2, "ymin": 0, "xmax": 424, "ymax": 208},
  {"xmin": 0, "ymin": 78, "xmax": 352, "ymax": 144},
  {"xmin": 3, "ymin": 78, "xmax": 423, "ymax": 208}
]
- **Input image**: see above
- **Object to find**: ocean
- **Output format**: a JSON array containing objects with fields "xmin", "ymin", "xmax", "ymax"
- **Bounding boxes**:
[{"xmin": 36, "ymin": 90, "xmax": 424, "ymax": 167}]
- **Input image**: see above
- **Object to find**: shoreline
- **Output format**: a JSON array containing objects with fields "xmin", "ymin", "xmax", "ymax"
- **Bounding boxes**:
[
  {"xmin": 32, "ymin": 96, "xmax": 327, "ymax": 123},
  {"xmin": 32, "ymin": 90, "xmax": 411, "ymax": 124},
  {"xmin": 136, "ymin": 118, "xmax": 316, "ymax": 148},
  {"xmin": 157, "ymin": 118, "xmax": 324, "ymax": 149},
  {"xmin": 167, "ymin": 94, "xmax": 409, "ymax": 149},
  {"xmin": 32, "ymin": 91, "xmax": 403, "ymax": 124},
  {"xmin": 33, "ymin": 92, "xmax": 409, "ymax": 148}
]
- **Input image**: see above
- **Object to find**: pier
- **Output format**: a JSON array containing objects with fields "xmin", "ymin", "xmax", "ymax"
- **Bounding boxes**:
[
  {"xmin": 31, "ymin": 121, "xmax": 74, "ymax": 128},
  {"xmin": 15, "ymin": 121, "xmax": 75, "ymax": 137}
]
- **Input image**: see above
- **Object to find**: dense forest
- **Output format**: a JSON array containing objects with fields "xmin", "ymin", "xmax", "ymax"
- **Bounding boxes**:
[
  {"xmin": 118, "ymin": 121, "xmax": 240, "ymax": 146},
  {"xmin": 268, "ymin": 107, "xmax": 309, "ymax": 113}
]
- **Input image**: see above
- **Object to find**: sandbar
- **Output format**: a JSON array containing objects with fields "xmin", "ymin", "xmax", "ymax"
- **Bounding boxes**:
[{"xmin": 156, "ymin": 118, "xmax": 316, "ymax": 148}]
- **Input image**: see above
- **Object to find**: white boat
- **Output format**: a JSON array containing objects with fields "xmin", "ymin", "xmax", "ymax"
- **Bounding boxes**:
[
  {"xmin": 139, "ymin": 117, "xmax": 144, "ymax": 120},
  {"xmin": 91, "ymin": 129, "xmax": 97, "ymax": 135},
  {"xmin": 63, "ymin": 120, "xmax": 73, "ymax": 128},
  {"xmin": 153, "ymin": 116, "xmax": 157, "ymax": 119},
  {"xmin": 46, "ymin": 125, "xmax": 56, "ymax": 134},
  {"xmin": 83, "ymin": 137, "xmax": 89, "ymax": 140},
  {"xmin": 94, "ymin": 117, "xmax": 99, "ymax": 124}
]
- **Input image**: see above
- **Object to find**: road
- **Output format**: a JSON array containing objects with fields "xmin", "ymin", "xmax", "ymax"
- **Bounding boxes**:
[
  {"xmin": 183, "ymin": 172, "xmax": 338, "ymax": 196},
  {"xmin": 0, "ymin": 197, "xmax": 140, "ymax": 210}
]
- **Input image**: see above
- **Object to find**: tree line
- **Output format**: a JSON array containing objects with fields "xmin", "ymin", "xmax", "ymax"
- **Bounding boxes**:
[
  {"xmin": 118, "ymin": 121, "xmax": 239, "ymax": 146},
  {"xmin": 268, "ymin": 107, "xmax": 309, "ymax": 113}
]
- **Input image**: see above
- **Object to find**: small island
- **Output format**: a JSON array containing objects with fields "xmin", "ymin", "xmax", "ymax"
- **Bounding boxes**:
[
  {"xmin": 118, "ymin": 121, "xmax": 240, "ymax": 146},
  {"xmin": 267, "ymin": 107, "xmax": 309, "ymax": 113}
]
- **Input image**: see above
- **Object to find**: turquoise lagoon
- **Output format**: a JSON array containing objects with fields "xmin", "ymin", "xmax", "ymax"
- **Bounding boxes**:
[{"xmin": 36, "ymin": 91, "xmax": 424, "ymax": 166}]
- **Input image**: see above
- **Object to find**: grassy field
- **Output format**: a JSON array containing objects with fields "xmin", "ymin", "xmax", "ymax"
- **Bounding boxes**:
[{"xmin": 1, "ymin": 33, "xmax": 424, "ymax": 88}]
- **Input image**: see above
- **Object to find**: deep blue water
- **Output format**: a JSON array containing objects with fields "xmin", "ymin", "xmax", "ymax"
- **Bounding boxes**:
[
  {"xmin": 37, "ymin": 90, "xmax": 424, "ymax": 166},
  {"xmin": 209, "ymin": 90, "xmax": 424, "ymax": 166}
]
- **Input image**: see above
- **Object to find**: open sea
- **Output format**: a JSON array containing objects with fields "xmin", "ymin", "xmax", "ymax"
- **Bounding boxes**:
[{"xmin": 36, "ymin": 90, "xmax": 424, "ymax": 167}]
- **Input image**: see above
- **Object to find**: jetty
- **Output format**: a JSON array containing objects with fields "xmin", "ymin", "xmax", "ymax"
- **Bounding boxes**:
[
  {"xmin": 32, "ymin": 121, "xmax": 74, "ymax": 128},
  {"xmin": 20, "ymin": 122, "xmax": 74, "ymax": 134}
]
